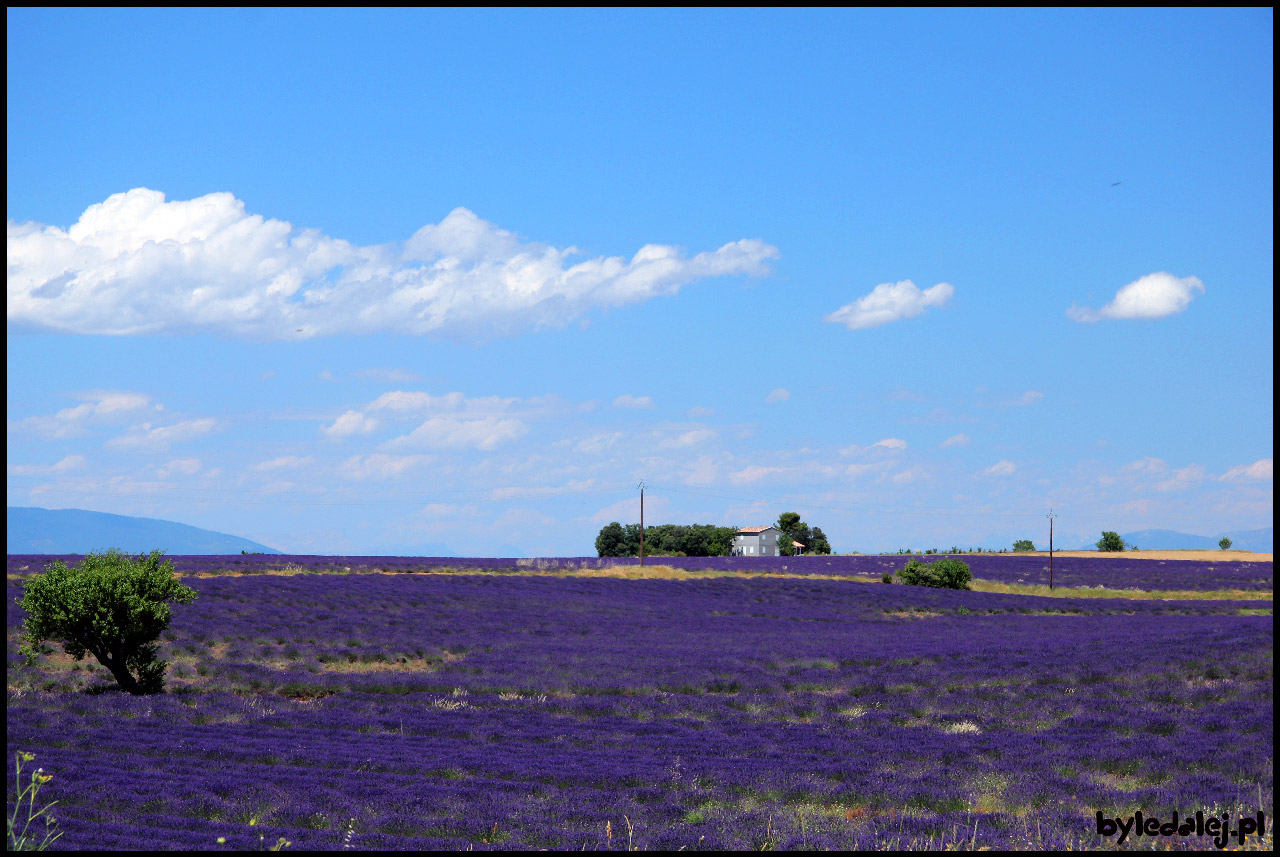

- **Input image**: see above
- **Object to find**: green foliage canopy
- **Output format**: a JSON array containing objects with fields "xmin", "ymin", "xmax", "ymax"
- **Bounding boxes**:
[
  {"xmin": 1218, "ymin": 537, "xmax": 1233, "ymax": 551},
  {"xmin": 16, "ymin": 549, "xmax": 197, "ymax": 695},
  {"xmin": 594, "ymin": 523, "xmax": 737, "ymax": 557},
  {"xmin": 897, "ymin": 558, "xmax": 972, "ymax": 590},
  {"xmin": 1096, "ymin": 531, "xmax": 1126, "ymax": 552},
  {"xmin": 1012, "ymin": 539, "xmax": 1035, "ymax": 552}
]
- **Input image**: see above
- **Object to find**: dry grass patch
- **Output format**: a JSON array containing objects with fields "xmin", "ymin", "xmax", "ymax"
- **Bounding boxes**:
[{"xmin": 969, "ymin": 579, "xmax": 1272, "ymax": 601}]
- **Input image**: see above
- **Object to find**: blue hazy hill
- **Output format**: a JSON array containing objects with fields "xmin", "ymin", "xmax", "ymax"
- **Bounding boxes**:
[
  {"xmin": 7, "ymin": 507, "xmax": 282, "ymax": 555},
  {"xmin": 1078, "ymin": 527, "xmax": 1272, "ymax": 553}
]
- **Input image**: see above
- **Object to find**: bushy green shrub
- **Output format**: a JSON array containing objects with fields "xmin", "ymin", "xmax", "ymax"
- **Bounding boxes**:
[
  {"xmin": 1012, "ymin": 539, "xmax": 1035, "ymax": 552},
  {"xmin": 1096, "ymin": 531, "xmax": 1126, "ymax": 552},
  {"xmin": 881, "ymin": 572, "xmax": 893, "ymax": 584},
  {"xmin": 16, "ymin": 549, "xmax": 197, "ymax": 695},
  {"xmin": 897, "ymin": 558, "xmax": 971, "ymax": 590}
]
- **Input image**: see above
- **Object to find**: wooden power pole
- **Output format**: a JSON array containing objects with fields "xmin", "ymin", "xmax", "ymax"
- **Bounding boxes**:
[
  {"xmin": 1047, "ymin": 509, "xmax": 1057, "ymax": 590},
  {"xmin": 638, "ymin": 481, "xmax": 645, "ymax": 567}
]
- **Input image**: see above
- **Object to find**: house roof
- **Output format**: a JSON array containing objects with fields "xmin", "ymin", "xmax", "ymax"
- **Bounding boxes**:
[{"xmin": 737, "ymin": 526, "xmax": 776, "ymax": 534}]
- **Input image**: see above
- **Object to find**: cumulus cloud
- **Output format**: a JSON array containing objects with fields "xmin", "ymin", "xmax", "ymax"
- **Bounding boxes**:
[
  {"xmin": 766, "ymin": 388, "xmax": 790, "ymax": 403},
  {"xmin": 1219, "ymin": 458, "xmax": 1273, "ymax": 482},
  {"xmin": 322, "ymin": 410, "xmax": 380, "ymax": 438},
  {"xmin": 1123, "ymin": 457, "xmax": 1167, "ymax": 474},
  {"xmin": 254, "ymin": 455, "xmax": 315, "ymax": 471},
  {"xmin": 659, "ymin": 428, "xmax": 718, "ymax": 449},
  {"xmin": 730, "ymin": 465, "xmax": 784, "ymax": 484},
  {"xmin": 9, "ymin": 390, "xmax": 153, "ymax": 438},
  {"xmin": 383, "ymin": 416, "xmax": 527, "ymax": 451},
  {"xmin": 613, "ymin": 394, "xmax": 654, "ymax": 410},
  {"xmin": 105, "ymin": 418, "xmax": 218, "ymax": 451},
  {"xmin": 1155, "ymin": 464, "xmax": 1206, "ymax": 493},
  {"xmin": 8, "ymin": 454, "xmax": 87, "ymax": 476},
  {"xmin": 940, "ymin": 433, "xmax": 970, "ymax": 448},
  {"xmin": 982, "ymin": 460, "xmax": 1016, "ymax": 477},
  {"xmin": 871, "ymin": 438, "xmax": 907, "ymax": 451},
  {"xmin": 338, "ymin": 453, "xmax": 435, "ymax": 481},
  {"xmin": 825, "ymin": 280, "xmax": 954, "ymax": 330},
  {"xmin": 8, "ymin": 188, "xmax": 779, "ymax": 339},
  {"xmin": 1068, "ymin": 272, "xmax": 1204, "ymax": 322}
]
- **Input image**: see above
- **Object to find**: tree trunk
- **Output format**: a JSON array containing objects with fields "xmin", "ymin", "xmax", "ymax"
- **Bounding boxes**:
[{"xmin": 95, "ymin": 649, "xmax": 141, "ymax": 695}]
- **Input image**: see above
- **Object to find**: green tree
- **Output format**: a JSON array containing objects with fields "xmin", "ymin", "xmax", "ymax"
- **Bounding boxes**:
[
  {"xmin": 1096, "ymin": 531, "xmax": 1125, "ymax": 552},
  {"xmin": 595, "ymin": 522, "xmax": 627, "ymax": 557},
  {"xmin": 897, "ymin": 558, "xmax": 971, "ymax": 590},
  {"xmin": 775, "ymin": 512, "xmax": 802, "ymax": 536},
  {"xmin": 1012, "ymin": 539, "xmax": 1035, "ymax": 552},
  {"xmin": 809, "ymin": 527, "xmax": 832, "ymax": 555},
  {"xmin": 16, "ymin": 549, "xmax": 197, "ymax": 695},
  {"xmin": 1218, "ymin": 537, "xmax": 1233, "ymax": 551}
]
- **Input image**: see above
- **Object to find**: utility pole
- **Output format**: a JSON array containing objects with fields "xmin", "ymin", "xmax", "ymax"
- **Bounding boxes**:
[
  {"xmin": 638, "ymin": 481, "xmax": 645, "ymax": 567},
  {"xmin": 1047, "ymin": 509, "xmax": 1057, "ymax": 590}
]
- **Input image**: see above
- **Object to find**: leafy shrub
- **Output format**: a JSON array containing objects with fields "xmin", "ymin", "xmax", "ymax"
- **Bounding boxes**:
[
  {"xmin": 897, "ymin": 558, "xmax": 971, "ymax": 590},
  {"xmin": 16, "ymin": 549, "xmax": 197, "ymax": 695},
  {"xmin": 1218, "ymin": 537, "xmax": 1232, "ymax": 551},
  {"xmin": 1012, "ymin": 539, "xmax": 1035, "ymax": 552},
  {"xmin": 1096, "ymin": 531, "xmax": 1126, "ymax": 552},
  {"xmin": 881, "ymin": 572, "xmax": 893, "ymax": 584}
]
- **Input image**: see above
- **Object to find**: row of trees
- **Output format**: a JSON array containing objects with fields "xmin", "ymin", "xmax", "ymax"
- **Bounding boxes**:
[
  {"xmin": 594, "ymin": 513, "xmax": 834, "ymax": 557},
  {"xmin": 594, "ymin": 523, "xmax": 739, "ymax": 558}
]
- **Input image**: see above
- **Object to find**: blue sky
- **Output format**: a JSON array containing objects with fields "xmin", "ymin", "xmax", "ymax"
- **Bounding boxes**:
[{"xmin": 7, "ymin": 8, "xmax": 1273, "ymax": 555}]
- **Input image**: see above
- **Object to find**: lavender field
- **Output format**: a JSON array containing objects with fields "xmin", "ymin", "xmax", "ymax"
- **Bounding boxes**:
[
  {"xmin": 6, "ymin": 556, "xmax": 1274, "ymax": 850},
  {"xmin": 8, "ymin": 552, "xmax": 1273, "ymax": 591}
]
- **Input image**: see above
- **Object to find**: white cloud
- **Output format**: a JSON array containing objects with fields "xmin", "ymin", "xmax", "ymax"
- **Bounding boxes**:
[
  {"xmin": 322, "ymin": 410, "xmax": 380, "ymax": 438},
  {"xmin": 1123, "ymin": 457, "xmax": 1167, "ymax": 474},
  {"xmin": 9, "ymin": 390, "xmax": 153, "ymax": 438},
  {"xmin": 1068, "ymin": 272, "xmax": 1204, "ymax": 322},
  {"xmin": 254, "ymin": 455, "xmax": 315, "ymax": 471},
  {"xmin": 338, "ymin": 454, "xmax": 435, "ymax": 481},
  {"xmin": 730, "ymin": 465, "xmax": 784, "ymax": 484},
  {"xmin": 105, "ymin": 418, "xmax": 218, "ymax": 451},
  {"xmin": 157, "ymin": 458, "xmax": 201, "ymax": 478},
  {"xmin": 766, "ymin": 388, "xmax": 790, "ymax": 403},
  {"xmin": 982, "ymin": 460, "xmax": 1016, "ymax": 477},
  {"xmin": 659, "ymin": 428, "xmax": 718, "ymax": 449},
  {"xmin": 1155, "ymin": 464, "xmax": 1207, "ymax": 493},
  {"xmin": 8, "ymin": 188, "xmax": 779, "ymax": 339},
  {"xmin": 1219, "ymin": 458, "xmax": 1273, "ymax": 482},
  {"xmin": 613, "ymin": 394, "xmax": 654, "ymax": 410},
  {"xmin": 589, "ymin": 495, "xmax": 668, "ymax": 526},
  {"xmin": 687, "ymin": 406, "xmax": 714, "ymax": 418},
  {"xmin": 8, "ymin": 455, "xmax": 87, "ymax": 476},
  {"xmin": 574, "ymin": 432, "xmax": 623, "ymax": 456},
  {"xmin": 383, "ymin": 416, "xmax": 527, "ymax": 451},
  {"xmin": 940, "ymin": 433, "xmax": 970, "ymax": 448},
  {"xmin": 824, "ymin": 280, "xmax": 954, "ymax": 330},
  {"xmin": 871, "ymin": 438, "xmax": 907, "ymax": 451}
]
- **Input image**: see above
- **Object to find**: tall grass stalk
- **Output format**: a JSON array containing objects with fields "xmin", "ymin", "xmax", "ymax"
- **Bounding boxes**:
[{"xmin": 7, "ymin": 752, "xmax": 61, "ymax": 851}]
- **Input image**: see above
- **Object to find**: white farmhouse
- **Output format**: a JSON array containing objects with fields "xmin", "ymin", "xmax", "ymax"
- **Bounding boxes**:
[{"xmin": 732, "ymin": 526, "xmax": 780, "ymax": 556}]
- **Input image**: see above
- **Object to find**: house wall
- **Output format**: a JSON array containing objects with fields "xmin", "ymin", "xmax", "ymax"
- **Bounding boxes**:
[{"xmin": 733, "ymin": 527, "xmax": 779, "ymax": 557}]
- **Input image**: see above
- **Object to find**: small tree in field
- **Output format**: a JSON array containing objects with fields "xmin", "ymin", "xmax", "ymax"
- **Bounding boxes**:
[
  {"xmin": 1218, "ymin": 537, "xmax": 1233, "ymax": 551},
  {"xmin": 1012, "ymin": 539, "xmax": 1035, "ymax": 552},
  {"xmin": 1096, "ymin": 531, "xmax": 1126, "ymax": 552},
  {"xmin": 16, "ymin": 549, "xmax": 197, "ymax": 695}
]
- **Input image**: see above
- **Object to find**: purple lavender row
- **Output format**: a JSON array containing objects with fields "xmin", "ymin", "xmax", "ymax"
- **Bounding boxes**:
[{"xmin": 8, "ymin": 552, "xmax": 1274, "ymax": 591}]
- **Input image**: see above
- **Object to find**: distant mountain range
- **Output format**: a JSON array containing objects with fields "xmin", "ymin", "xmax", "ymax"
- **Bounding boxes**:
[
  {"xmin": 1078, "ymin": 527, "xmax": 1272, "ymax": 553},
  {"xmin": 7, "ymin": 507, "xmax": 282, "ymax": 555}
]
